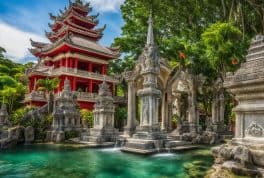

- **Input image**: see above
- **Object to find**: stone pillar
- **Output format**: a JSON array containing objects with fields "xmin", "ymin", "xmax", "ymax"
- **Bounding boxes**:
[
  {"xmin": 124, "ymin": 81, "xmax": 136, "ymax": 136},
  {"xmin": 161, "ymin": 91, "xmax": 168, "ymax": 131},
  {"xmin": 219, "ymin": 91, "xmax": 225, "ymax": 124},
  {"xmin": 188, "ymin": 76, "xmax": 198, "ymax": 133},
  {"xmin": 235, "ymin": 113, "xmax": 243, "ymax": 138},
  {"xmin": 212, "ymin": 95, "xmax": 217, "ymax": 124}
]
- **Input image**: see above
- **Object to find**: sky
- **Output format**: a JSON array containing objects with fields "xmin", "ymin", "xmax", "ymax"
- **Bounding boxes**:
[{"xmin": 0, "ymin": 0, "xmax": 124, "ymax": 63}]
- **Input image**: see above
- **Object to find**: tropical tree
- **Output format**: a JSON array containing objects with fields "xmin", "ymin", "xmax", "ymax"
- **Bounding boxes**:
[
  {"xmin": 37, "ymin": 77, "xmax": 59, "ymax": 94},
  {"xmin": 201, "ymin": 22, "xmax": 245, "ymax": 80},
  {"xmin": 37, "ymin": 77, "xmax": 59, "ymax": 113},
  {"xmin": 0, "ymin": 83, "xmax": 26, "ymax": 113}
]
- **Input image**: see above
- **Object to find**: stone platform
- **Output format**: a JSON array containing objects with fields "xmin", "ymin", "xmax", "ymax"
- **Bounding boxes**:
[{"xmin": 68, "ymin": 137, "xmax": 116, "ymax": 148}]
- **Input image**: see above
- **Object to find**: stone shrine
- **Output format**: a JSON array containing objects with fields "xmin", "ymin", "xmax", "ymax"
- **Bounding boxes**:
[
  {"xmin": 85, "ymin": 80, "xmax": 118, "ymax": 143},
  {"xmin": 46, "ymin": 78, "xmax": 81, "ymax": 142},
  {"xmin": 212, "ymin": 35, "xmax": 264, "ymax": 177},
  {"xmin": 121, "ymin": 15, "xmax": 167, "ymax": 154}
]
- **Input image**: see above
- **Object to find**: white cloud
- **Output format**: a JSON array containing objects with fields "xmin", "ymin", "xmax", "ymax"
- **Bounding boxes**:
[
  {"xmin": 87, "ymin": 0, "xmax": 124, "ymax": 12},
  {"xmin": 0, "ymin": 20, "xmax": 47, "ymax": 62}
]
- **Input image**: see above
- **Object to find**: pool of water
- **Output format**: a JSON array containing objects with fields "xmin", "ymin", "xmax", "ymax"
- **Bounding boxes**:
[{"xmin": 0, "ymin": 144, "xmax": 214, "ymax": 178}]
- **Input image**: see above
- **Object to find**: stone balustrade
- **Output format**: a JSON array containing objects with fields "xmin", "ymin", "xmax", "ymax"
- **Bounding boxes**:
[
  {"xmin": 24, "ymin": 91, "xmax": 46, "ymax": 102},
  {"xmin": 25, "ymin": 91, "xmax": 126, "ymax": 104},
  {"xmin": 27, "ymin": 65, "xmax": 119, "ymax": 83}
]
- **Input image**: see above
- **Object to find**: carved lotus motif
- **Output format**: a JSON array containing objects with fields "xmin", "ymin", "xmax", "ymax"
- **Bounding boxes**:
[{"xmin": 245, "ymin": 121, "xmax": 264, "ymax": 137}]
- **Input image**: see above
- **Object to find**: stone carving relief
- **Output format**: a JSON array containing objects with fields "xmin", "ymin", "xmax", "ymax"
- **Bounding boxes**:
[
  {"xmin": 245, "ymin": 121, "xmax": 264, "ymax": 137},
  {"xmin": 143, "ymin": 98, "xmax": 149, "ymax": 124}
]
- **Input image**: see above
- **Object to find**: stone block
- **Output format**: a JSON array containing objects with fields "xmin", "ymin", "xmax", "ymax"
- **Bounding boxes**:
[{"xmin": 24, "ymin": 126, "xmax": 34, "ymax": 143}]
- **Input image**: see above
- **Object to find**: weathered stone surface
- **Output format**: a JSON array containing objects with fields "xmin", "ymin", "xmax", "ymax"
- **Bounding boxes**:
[
  {"xmin": 0, "ymin": 104, "xmax": 10, "ymax": 127},
  {"xmin": 82, "ymin": 80, "xmax": 118, "ymax": 144},
  {"xmin": 232, "ymin": 145, "xmax": 252, "ymax": 167},
  {"xmin": 212, "ymin": 144, "xmax": 233, "ymax": 164},
  {"xmin": 47, "ymin": 78, "xmax": 81, "ymax": 143},
  {"xmin": 24, "ymin": 126, "xmax": 34, "ymax": 143},
  {"xmin": 251, "ymin": 150, "xmax": 264, "ymax": 167},
  {"xmin": 0, "ymin": 126, "xmax": 24, "ymax": 149}
]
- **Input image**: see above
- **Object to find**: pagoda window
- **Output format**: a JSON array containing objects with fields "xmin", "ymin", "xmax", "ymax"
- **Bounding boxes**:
[
  {"xmin": 78, "ymin": 61, "xmax": 89, "ymax": 71},
  {"xmin": 92, "ymin": 83, "xmax": 99, "ymax": 93},
  {"xmin": 92, "ymin": 64, "xmax": 102, "ymax": 74},
  {"xmin": 76, "ymin": 80, "xmax": 89, "ymax": 92}
]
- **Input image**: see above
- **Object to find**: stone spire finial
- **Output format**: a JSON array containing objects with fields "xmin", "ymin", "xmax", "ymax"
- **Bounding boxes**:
[
  {"xmin": 146, "ymin": 13, "xmax": 154, "ymax": 46},
  {"xmin": 98, "ymin": 79, "xmax": 112, "ymax": 97},
  {"xmin": 63, "ymin": 77, "xmax": 71, "ymax": 92}
]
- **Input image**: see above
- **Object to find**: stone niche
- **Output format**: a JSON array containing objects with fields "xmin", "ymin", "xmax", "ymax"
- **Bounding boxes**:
[
  {"xmin": 46, "ymin": 78, "xmax": 81, "ymax": 143},
  {"xmin": 211, "ymin": 35, "xmax": 264, "ymax": 177}
]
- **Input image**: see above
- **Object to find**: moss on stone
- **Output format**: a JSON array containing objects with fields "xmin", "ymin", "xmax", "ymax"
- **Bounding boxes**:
[{"xmin": 205, "ymin": 167, "xmax": 251, "ymax": 178}]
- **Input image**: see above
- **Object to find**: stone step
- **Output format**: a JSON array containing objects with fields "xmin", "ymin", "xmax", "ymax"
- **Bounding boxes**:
[
  {"xmin": 170, "ymin": 145, "xmax": 198, "ymax": 151},
  {"xmin": 165, "ymin": 140, "xmax": 191, "ymax": 148},
  {"xmin": 121, "ymin": 147, "xmax": 157, "ymax": 155}
]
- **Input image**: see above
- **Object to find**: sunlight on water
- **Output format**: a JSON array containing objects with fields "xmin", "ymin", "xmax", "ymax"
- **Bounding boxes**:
[
  {"xmin": 152, "ymin": 153, "xmax": 175, "ymax": 157},
  {"xmin": 99, "ymin": 147, "xmax": 121, "ymax": 152}
]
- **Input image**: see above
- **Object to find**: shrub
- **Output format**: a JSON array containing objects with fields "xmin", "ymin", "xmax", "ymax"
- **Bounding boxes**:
[
  {"xmin": 10, "ymin": 106, "xmax": 36, "ymax": 126},
  {"xmin": 65, "ymin": 130, "xmax": 80, "ymax": 140},
  {"xmin": 80, "ymin": 109, "xmax": 93, "ymax": 128}
]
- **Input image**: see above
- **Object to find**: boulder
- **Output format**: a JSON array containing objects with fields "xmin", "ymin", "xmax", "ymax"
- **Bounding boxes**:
[
  {"xmin": 0, "ymin": 126, "xmax": 24, "ymax": 149},
  {"xmin": 212, "ymin": 144, "xmax": 233, "ymax": 164},
  {"xmin": 232, "ymin": 145, "xmax": 252, "ymax": 167}
]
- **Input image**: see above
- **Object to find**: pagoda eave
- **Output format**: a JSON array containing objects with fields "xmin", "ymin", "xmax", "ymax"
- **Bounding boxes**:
[
  {"xmin": 38, "ymin": 42, "xmax": 119, "ymax": 59},
  {"xmin": 47, "ymin": 28, "xmax": 102, "ymax": 42}
]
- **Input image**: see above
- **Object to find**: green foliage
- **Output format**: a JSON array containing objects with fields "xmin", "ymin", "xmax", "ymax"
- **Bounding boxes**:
[
  {"xmin": 171, "ymin": 114, "xmax": 180, "ymax": 125},
  {"xmin": 10, "ymin": 106, "xmax": 36, "ymax": 126},
  {"xmin": 65, "ymin": 130, "xmax": 80, "ymax": 140},
  {"xmin": 114, "ymin": 107, "xmax": 127, "ymax": 129},
  {"xmin": 202, "ymin": 22, "xmax": 245, "ymax": 77},
  {"xmin": 33, "ymin": 114, "xmax": 53, "ymax": 141},
  {"xmin": 0, "ymin": 75, "xmax": 17, "ymax": 89},
  {"xmin": 80, "ymin": 109, "xmax": 93, "ymax": 128},
  {"xmin": 37, "ymin": 77, "xmax": 59, "ymax": 93},
  {"xmin": 0, "ymin": 84, "xmax": 26, "ymax": 113},
  {"xmin": 0, "ymin": 47, "xmax": 28, "ymax": 113}
]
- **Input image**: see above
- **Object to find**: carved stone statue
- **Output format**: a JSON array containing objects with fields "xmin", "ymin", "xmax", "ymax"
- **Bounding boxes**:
[{"xmin": 245, "ymin": 121, "xmax": 264, "ymax": 137}]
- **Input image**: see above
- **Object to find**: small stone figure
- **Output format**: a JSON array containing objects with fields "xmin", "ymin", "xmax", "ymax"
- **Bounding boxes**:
[{"xmin": 0, "ymin": 103, "xmax": 10, "ymax": 127}]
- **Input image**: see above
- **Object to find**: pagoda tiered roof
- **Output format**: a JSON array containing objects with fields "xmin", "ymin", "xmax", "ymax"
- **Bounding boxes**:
[
  {"xmin": 29, "ymin": 0, "xmax": 119, "ymax": 59},
  {"xmin": 29, "ymin": 33, "xmax": 119, "ymax": 59}
]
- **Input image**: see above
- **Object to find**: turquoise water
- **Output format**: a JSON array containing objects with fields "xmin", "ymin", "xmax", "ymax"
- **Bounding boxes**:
[{"xmin": 0, "ymin": 145, "xmax": 214, "ymax": 178}]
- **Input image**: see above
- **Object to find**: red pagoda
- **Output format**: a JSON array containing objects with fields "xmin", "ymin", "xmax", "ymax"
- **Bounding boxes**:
[{"xmin": 25, "ymin": 0, "xmax": 120, "ymax": 110}]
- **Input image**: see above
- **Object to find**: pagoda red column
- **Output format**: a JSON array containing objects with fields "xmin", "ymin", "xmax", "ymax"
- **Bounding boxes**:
[
  {"xmin": 88, "ymin": 62, "xmax": 93, "ymax": 72},
  {"xmin": 69, "ymin": 58, "xmax": 73, "ymax": 68},
  {"xmin": 66, "ymin": 57, "xmax": 69, "ymax": 68},
  {"xmin": 102, "ymin": 65, "xmax": 107, "ymax": 75},
  {"xmin": 89, "ymin": 80, "xmax": 93, "ymax": 93},
  {"xmin": 60, "ymin": 59, "xmax": 63, "ymax": 67},
  {"xmin": 75, "ymin": 59, "xmax": 78, "ymax": 69}
]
